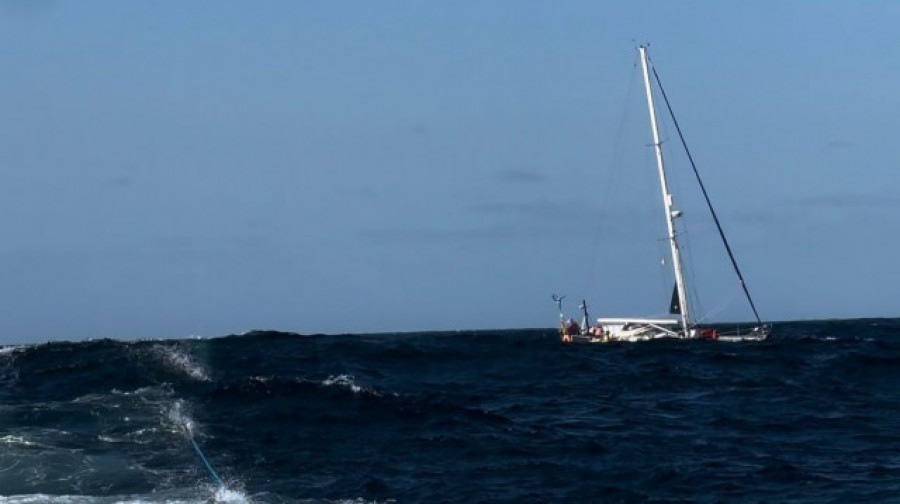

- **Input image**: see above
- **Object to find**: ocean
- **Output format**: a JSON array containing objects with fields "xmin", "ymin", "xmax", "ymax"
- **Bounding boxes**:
[{"xmin": 1, "ymin": 319, "xmax": 899, "ymax": 503}]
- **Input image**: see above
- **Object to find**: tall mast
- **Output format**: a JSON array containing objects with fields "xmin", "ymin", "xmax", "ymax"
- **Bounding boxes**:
[{"xmin": 638, "ymin": 45, "xmax": 691, "ymax": 334}]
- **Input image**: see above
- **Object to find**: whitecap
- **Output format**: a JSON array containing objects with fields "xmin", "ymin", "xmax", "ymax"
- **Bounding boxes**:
[
  {"xmin": 322, "ymin": 374, "xmax": 362, "ymax": 394},
  {"xmin": 0, "ymin": 494, "xmax": 213, "ymax": 504},
  {"xmin": 149, "ymin": 344, "xmax": 210, "ymax": 382},
  {"xmin": 321, "ymin": 374, "xmax": 385, "ymax": 398},
  {"xmin": 0, "ymin": 346, "xmax": 23, "ymax": 357},
  {"xmin": 212, "ymin": 486, "xmax": 251, "ymax": 504},
  {"xmin": 166, "ymin": 399, "xmax": 195, "ymax": 437},
  {"xmin": 0, "ymin": 435, "xmax": 36, "ymax": 447}
]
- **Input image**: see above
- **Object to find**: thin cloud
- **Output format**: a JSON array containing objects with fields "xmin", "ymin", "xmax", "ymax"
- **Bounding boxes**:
[
  {"xmin": 361, "ymin": 200, "xmax": 595, "ymax": 246},
  {"xmin": 1, "ymin": 0, "xmax": 60, "ymax": 18},
  {"xmin": 823, "ymin": 139, "xmax": 852, "ymax": 151},
  {"xmin": 470, "ymin": 200, "xmax": 582, "ymax": 219},
  {"xmin": 359, "ymin": 224, "xmax": 538, "ymax": 246},
  {"xmin": 729, "ymin": 210, "xmax": 788, "ymax": 226},
  {"xmin": 497, "ymin": 169, "xmax": 547, "ymax": 184},
  {"xmin": 798, "ymin": 193, "xmax": 900, "ymax": 209},
  {"xmin": 110, "ymin": 175, "xmax": 133, "ymax": 188},
  {"xmin": 469, "ymin": 199, "xmax": 657, "ymax": 225},
  {"xmin": 361, "ymin": 199, "xmax": 661, "ymax": 248}
]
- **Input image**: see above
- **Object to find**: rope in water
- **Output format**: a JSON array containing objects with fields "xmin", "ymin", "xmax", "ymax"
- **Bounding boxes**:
[{"xmin": 187, "ymin": 428, "xmax": 225, "ymax": 488}]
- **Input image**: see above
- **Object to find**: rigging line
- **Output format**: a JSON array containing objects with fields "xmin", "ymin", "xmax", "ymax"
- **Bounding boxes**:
[
  {"xmin": 682, "ymin": 228, "xmax": 705, "ymax": 324},
  {"xmin": 650, "ymin": 65, "xmax": 763, "ymax": 325},
  {"xmin": 698, "ymin": 286, "xmax": 740, "ymax": 323},
  {"xmin": 583, "ymin": 60, "xmax": 640, "ymax": 294}
]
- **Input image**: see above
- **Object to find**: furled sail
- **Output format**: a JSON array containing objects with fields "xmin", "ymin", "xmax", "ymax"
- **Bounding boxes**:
[{"xmin": 669, "ymin": 285, "xmax": 681, "ymax": 315}]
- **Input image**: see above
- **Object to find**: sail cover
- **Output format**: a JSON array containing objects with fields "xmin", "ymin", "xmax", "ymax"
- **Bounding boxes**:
[{"xmin": 669, "ymin": 285, "xmax": 681, "ymax": 315}]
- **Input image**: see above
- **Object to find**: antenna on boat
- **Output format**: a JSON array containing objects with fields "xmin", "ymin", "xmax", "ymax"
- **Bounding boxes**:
[
  {"xmin": 552, "ymin": 294, "xmax": 566, "ymax": 320},
  {"xmin": 579, "ymin": 299, "xmax": 591, "ymax": 334},
  {"xmin": 552, "ymin": 294, "xmax": 566, "ymax": 326}
]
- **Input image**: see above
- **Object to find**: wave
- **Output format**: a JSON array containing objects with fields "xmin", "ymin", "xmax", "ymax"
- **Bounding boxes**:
[
  {"xmin": 2, "ymin": 322, "xmax": 900, "ymax": 502},
  {"xmin": 0, "ymin": 494, "xmax": 392, "ymax": 504},
  {"xmin": 0, "ymin": 489, "xmax": 251, "ymax": 504},
  {"xmin": 321, "ymin": 374, "xmax": 389, "ymax": 398},
  {"xmin": 0, "ymin": 345, "xmax": 24, "ymax": 356},
  {"xmin": 144, "ymin": 344, "xmax": 210, "ymax": 383}
]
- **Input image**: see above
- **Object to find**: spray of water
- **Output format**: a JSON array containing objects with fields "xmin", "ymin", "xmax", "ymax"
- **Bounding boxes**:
[
  {"xmin": 212, "ymin": 486, "xmax": 251, "ymax": 503},
  {"xmin": 167, "ymin": 400, "xmax": 250, "ymax": 503},
  {"xmin": 152, "ymin": 345, "xmax": 210, "ymax": 382}
]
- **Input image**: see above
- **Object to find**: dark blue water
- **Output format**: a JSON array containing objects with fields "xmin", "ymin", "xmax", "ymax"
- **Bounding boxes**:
[{"xmin": 1, "ymin": 319, "xmax": 899, "ymax": 503}]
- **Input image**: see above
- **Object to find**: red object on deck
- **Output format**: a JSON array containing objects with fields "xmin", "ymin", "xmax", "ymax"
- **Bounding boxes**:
[{"xmin": 700, "ymin": 328, "xmax": 719, "ymax": 340}]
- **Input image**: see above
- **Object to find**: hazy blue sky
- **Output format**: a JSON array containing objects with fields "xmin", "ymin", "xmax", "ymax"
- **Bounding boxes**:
[{"xmin": 1, "ymin": 1, "xmax": 898, "ymax": 342}]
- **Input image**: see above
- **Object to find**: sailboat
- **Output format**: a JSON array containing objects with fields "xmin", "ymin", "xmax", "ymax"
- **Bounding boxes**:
[{"xmin": 555, "ymin": 45, "xmax": 771, "ymax": 344}]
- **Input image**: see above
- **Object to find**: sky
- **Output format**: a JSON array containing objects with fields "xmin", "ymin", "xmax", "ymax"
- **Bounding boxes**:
[{"xmin": 1, "ymin": 1, "xmax": 898, "ymax": 342}]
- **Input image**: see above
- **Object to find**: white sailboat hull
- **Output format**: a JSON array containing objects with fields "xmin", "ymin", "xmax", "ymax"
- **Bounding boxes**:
[{"xmin": 562, "ymin": 323, "xmax": 770, "ymax": 344}]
